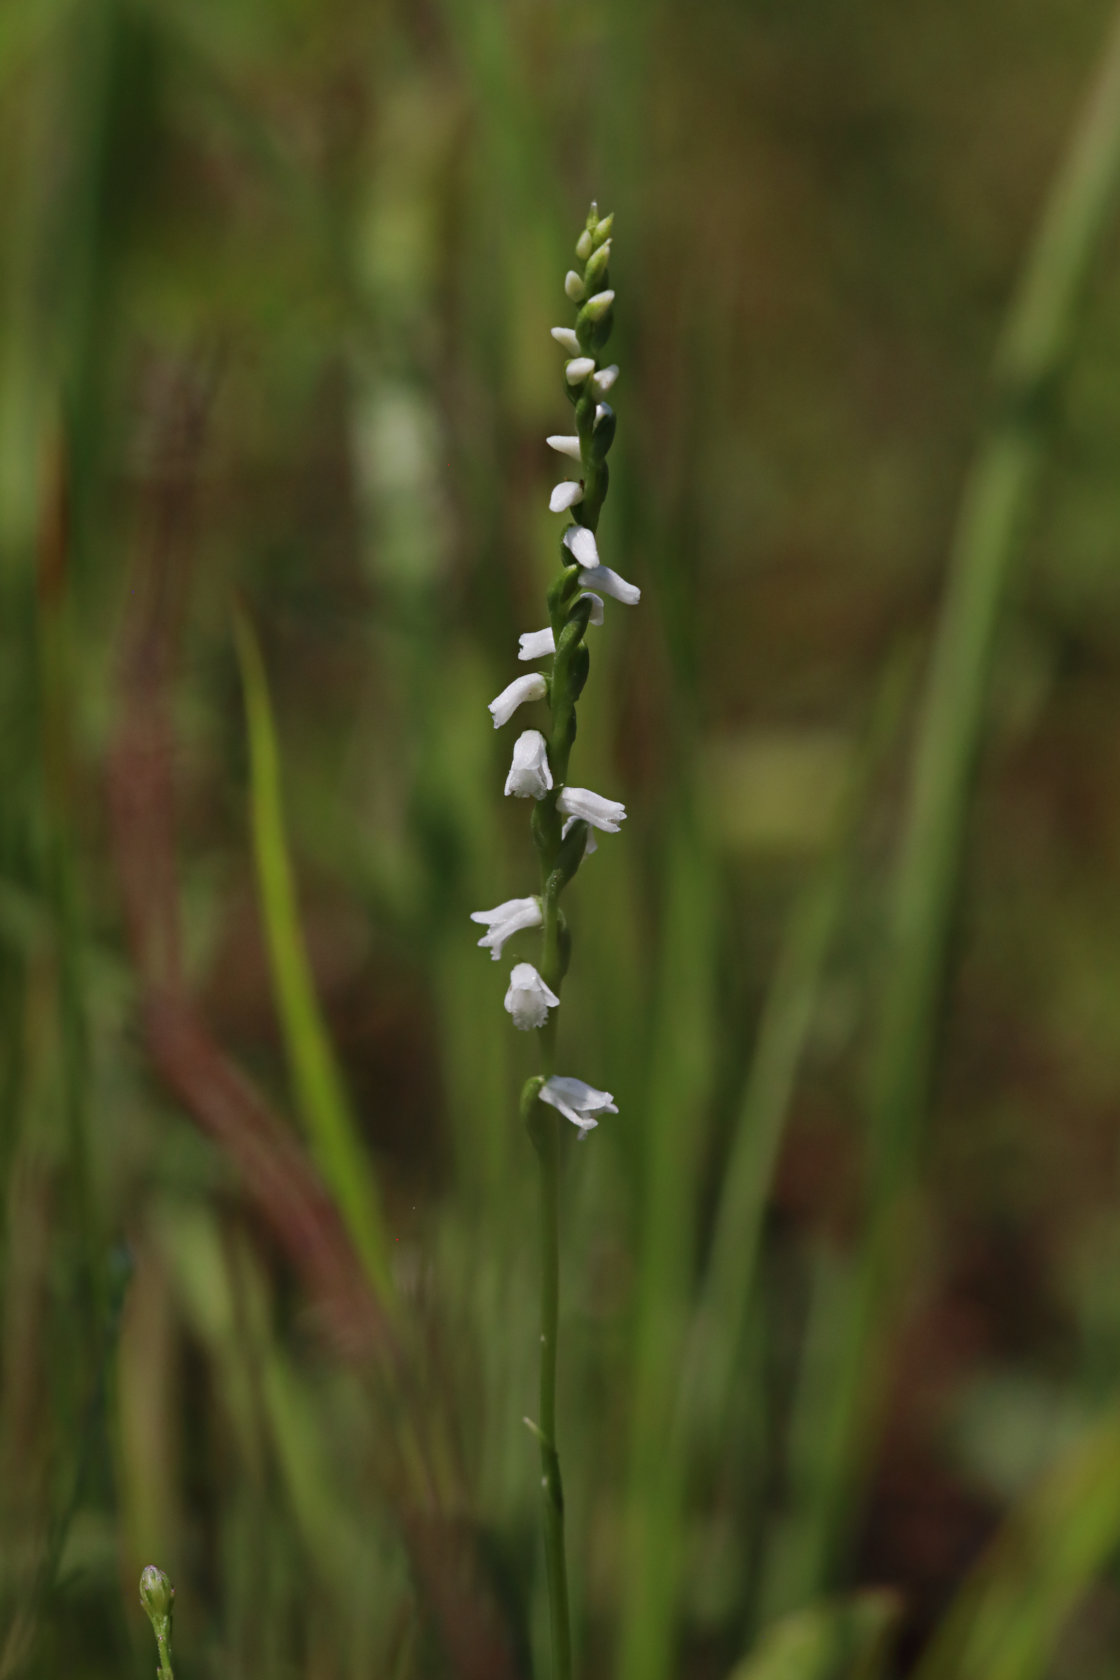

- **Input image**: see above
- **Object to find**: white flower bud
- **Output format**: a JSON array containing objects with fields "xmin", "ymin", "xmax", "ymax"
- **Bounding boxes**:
[
  {"xmin": 581, "ymin": 289, "xmax": 615, "ymax": 322},
  {"xmin": 580, "ymin": 591, "xmax": 605, "ymax": 626},
  {"xmin": 547, "ymin": 435, "xmax": 583, "ymax": 461},
  {"xmin": 556, "ymin": 785, "xmax": 627, "ymax": 832},
  {"xmin": 591, "ymin": 364, "xmax": 619, "ymax": 396},
  {"xmin": 564, "ymin": 270, "xmax": 586, "ymax": 301},
  {"xmin": 504, "ymin": 962, "xmax": 560, "ymax": 1030},
  {"xmin": 562, "ymin": 525, "xmax": 599, "ymax": 569},
  {"xmin": 565, "ymin": 357, "xmax": 596, "ymax": 385},
  {"xmin": 550, "ymin": 327, "xmax": 581, "ymax": 355},
  {"xmin": 578, "ymin": 564, "xmax": 639, "ymax": 605},
  {"xmin": 518, "ymin": 627, "xmax": 556, "ymax": 661},
  {"xmin": 576, "ymin": 229, "xmax": 593, "ymax": 261},
  {"xmin": 549, "ymin": 481, "xmax": 584, "ymax": 513},
  {"xmin": 488, "ymin": 672, "xmax": 547, "ymax": 728},
  {"xmin": 470, "ymin": 896, "xmax": 543, "ymax": 960},
  {"xmin": 504, "ymin": 730, "xmax": 553, "ymax": 799}
]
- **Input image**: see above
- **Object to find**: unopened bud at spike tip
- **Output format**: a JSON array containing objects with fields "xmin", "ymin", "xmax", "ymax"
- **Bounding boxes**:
[
  {"xmin": 576, "ymin": 228, "xmax": 593, "ymax": 261},
  {"xmin": 139, "ymin": 1566, "xmax": 175, "ymax": 1624},
  {"xmin": 591, "ymin": 212, "xmax": 614, "ymax": 246}
]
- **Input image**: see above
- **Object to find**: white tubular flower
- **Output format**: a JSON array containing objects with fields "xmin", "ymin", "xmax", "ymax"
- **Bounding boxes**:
[
  {"xmin": 565, "ymin": 357, "xmax": 596, "ymax": 385},
  {"xmin": 489, "ymin": 672, "xmax": 547, "ymax": 728},
  {"xmin": 539, "ymin": 1075, "xmax": 618, "ymax": 1136},
  {"xmin": 591, "ymin": 365, "xmax": 619, "ymax": 396},
  {"xmin": 562, "ymin": 525, "xmax": 599, "ymax": 569},
  {"xmin": 549, "ymin": 481, "xmax": 584, "ymax": 513},
  {"xmin": 551, "ymin": 326, "xmax": 580, "ymax": 355},
  {"xmin": 518, "ymin": 627, "xmax": 556, "ymax": 661},
  {"xmin": 557, "ymin": 785, "xmax": 627, "ymax": 832},
  {"xmin": 505, "ymin": 963, "xmax": 560, "ymax": 1031},
  {"xmin": 470, "ymin": 896, "xmax": 543, "ymax": 960},
  {"xmin": 564, "ymin": 270, "xmax": 586, "ymax": 301},
  {"xmin": 578, "ymin": 564, "xmax": 640, "ymax": 605},
  {"xmin": 581, "ymin": 591, "xmax": 605, "ymax": 625},
  {"xmin": 504, "ymin": 730, "xmax": 553, "ymax": 799},
  {"xmin": 547, "ymin": 434, "xmax": 583, "ymax": 461},
  {"xmin": 594, "ymin": 403, "xmax": 610, "ymax": 428}
]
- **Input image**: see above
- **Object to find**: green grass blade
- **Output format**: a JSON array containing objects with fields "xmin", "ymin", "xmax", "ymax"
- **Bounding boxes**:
[
  {"xmin": 913, "ymin": 1417, "xmax": 1120, "ymax": 1680},
  {"xmin": 233, "ymin": 605, "xmax": 394, "ymax": 1303},
  {"xmin": 770, "ymin": 0, "xmax": 1120, "ymax": 1605},
  {"xmin": 729, "ymin": 1592, "xmax": 899, "ymax": 1680}
]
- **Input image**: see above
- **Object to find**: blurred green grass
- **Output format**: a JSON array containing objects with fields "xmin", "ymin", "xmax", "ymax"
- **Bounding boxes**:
[{"xmin": 6, "ymin": 0, "xmax": 1120, "ymax": 1676}]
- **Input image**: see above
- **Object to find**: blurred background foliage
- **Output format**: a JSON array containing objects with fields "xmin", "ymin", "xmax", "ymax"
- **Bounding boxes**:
[{"xmin": 4, "ymin": 0, "xmax": 1120, "ymax": 1675}]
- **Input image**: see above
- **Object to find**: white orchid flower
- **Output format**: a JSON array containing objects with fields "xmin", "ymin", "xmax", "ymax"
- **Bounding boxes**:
[
  {"xmin": 469, "ymin": 896, "xmax": 543, "ymax": 961},
  {"xmin": 505, "ymin": 963, "xmax": 560, "ymax": 1031}
]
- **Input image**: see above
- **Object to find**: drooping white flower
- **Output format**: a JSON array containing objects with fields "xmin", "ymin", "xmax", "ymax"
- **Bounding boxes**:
[
  {"xmin": 565, "ymin": 357, "xmax": 596, "ymax": 385},
  {"xmin": 556, "ymin": 786, "xmax": 627, "ymax": 832},
  {"xmin": 549, "ymin": 481, "xmax": 584, "ymax": 513},
  {"xmin": 550, "ymin": 327, "xmax": 580, "ymax": 355},
  {"xmin": 578, "ymin": 564, "xmax": 640, "ymax": 606},
  {"xmin": 547, "ymin": 435, "xmax": 582, "ymax": 461},
  {"xmin": 564, "ymin": 270, "xmax": 586, "ymax": 301},
  {"xmin": 504, "ymin": 730, "xmax": 553, "ymax": 799},
  {"xmin": 562, "ymin": 525, "xmax": 599, "ymax": 569},
  {"xmin": 518, "ymin": 627, "xmax": 556, "ymax": 661},
  {"xmin": 488, "ymin": 672, "xmax": 546, "ymax": 728},
  {"xmin": 539, "ymin": 1075, "xmax": 618, "ymax": 1136},
  {"xmin": 470, "ymin": 896, "xmax": 543, "ymax": 961},
  {"xmin": 504, "ymin": 963, "xmax": 560, "ymax": 1031},
  {"xmin": 581, "ymin": 592, "xmax": 605, "ymax": 626},
  {"xmin": 591, "ymin": 365, "xmax": 619, "ymax": 397}
]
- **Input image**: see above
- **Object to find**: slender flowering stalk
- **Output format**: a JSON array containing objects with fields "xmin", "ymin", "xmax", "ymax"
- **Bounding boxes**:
[
  {"xmin": 139, "ymin": 1566, "xmax": 176, "ymax": 1680},
  {"xmin": 469, "ymin": 201, "xmax": 631, "ymax": 1680}
]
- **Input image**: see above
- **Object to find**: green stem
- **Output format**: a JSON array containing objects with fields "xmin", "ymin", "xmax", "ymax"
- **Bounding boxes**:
[{"xmin": 535, "ymin": 1098, "xmax": 573, "ymax": 1680}]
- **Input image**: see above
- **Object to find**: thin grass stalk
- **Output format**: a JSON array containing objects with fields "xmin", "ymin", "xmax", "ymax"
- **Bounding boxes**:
[
  {"xmin": 772, "ymin": 0, "xmax": 1120, "ymax": 1609},
  {"xmin": 687, "ymin": 654, "xmax": 910, "ymax": 1452}
]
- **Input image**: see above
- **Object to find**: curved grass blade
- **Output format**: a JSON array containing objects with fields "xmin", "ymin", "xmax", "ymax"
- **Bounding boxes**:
[{"xmin": 233, "ymin": 604, "xmax": 394, "ymax": 1304}]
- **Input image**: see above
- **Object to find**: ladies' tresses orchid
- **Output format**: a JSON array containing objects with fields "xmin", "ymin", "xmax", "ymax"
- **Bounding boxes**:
[
  {"xmin": 473, "ymin": 205, "xmax": 632, "ymax": 1678},
  {"xmin": 539, "ymin": 1075, "xmax": 619, "ymax": 1136},
  {"xmin": 562, "ymin": 525, "xmax": 599, "ymax": 568},
  {"xmin": 505, "ymin": 962, "xmax": 561, "ymax": 1030},
  {"xmin": 470, "ymin": 896, "xmax": 543, "ymax": 960},
  {"xmin": 577, "ymin": 563, "xmax": 640, "ymax": 605},
  {"xmin": 547, "ymin": 434, "xmax": 582, "ymax": 460},
  {"xmin": 549, "ymin": 481, "xmax": 584, "ymax": 513},
  {"xmin": 488, "ymin": 672, "xmax": 547, "ymax": 728},
  {"xmin": 556, "ymin": 785, "xmax": 627, "ymax": 833},
  {"xmin": 504, "ymin": 730, "xmax": 553, "ymax": 799}
]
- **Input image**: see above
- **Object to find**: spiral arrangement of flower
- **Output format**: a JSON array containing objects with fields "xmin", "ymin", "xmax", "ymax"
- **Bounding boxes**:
[{"xmin": 469, "ymin": 201, "xmax": 634, "ymax": 1678}]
